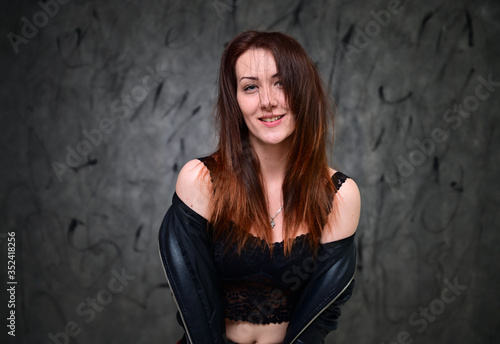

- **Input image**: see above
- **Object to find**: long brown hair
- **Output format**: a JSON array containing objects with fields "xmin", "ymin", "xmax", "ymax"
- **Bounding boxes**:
[{"xmin": 205, "ymin": 30, "xmax": 337, "ymax": 255}]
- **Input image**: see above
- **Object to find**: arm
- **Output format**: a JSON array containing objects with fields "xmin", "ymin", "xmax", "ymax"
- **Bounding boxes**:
[
  {"xmin": 175, "ymin": 159, "xmax": 213, "ymax": 220},
  {"xmin": 158, "ymin": 159, "xmax": 226, "ymax": 344},
  {"xmin": 321, "ymin": 176, "xmax": 361, "ymax": 243}
]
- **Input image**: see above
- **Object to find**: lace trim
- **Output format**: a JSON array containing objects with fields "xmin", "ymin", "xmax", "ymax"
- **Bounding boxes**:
[
  {"xmin": 333, "ymin": 171, "xmax": 348, "ymax": 190},
  {"xmin": 247, "ymin": 233, "xmax": 308, "ymax": 246},
  {"xmin": 222, "ymin": 278, "xmax": 293, "ymax": 324}
]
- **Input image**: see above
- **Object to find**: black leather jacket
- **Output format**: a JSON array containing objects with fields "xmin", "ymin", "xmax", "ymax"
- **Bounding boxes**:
[{"xmin": 158, "ymin": 192, "xmax": 356, "ymax": 344}]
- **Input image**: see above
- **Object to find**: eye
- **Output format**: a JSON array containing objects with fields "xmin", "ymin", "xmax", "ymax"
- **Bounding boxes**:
[
  {"xmin": 275, "ymin": 81, "xmax": 283, "ymax": 88},
  {"xmin": 243, "ymin": 84, "xmax": 257, "ymax": 92}
]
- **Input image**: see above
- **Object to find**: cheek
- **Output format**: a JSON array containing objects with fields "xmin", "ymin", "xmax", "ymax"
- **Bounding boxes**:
[
  {"xmin": 237, "ymin": 94, "xmax": 258, "ymax": 115},
  {"xmin": 276, "ymin": 90, "xmax": 289, "ymax": 108}
]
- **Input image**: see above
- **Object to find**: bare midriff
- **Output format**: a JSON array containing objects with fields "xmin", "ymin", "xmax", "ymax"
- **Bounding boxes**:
[{"xmin": 225, "ymin": 318, "xmax": 288, "ymax": 344}]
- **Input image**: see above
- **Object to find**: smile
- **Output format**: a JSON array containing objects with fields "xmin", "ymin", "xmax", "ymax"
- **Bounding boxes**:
[{"xmin": 259, "ymin": 115, "xmax": 284, "ymax": 122}]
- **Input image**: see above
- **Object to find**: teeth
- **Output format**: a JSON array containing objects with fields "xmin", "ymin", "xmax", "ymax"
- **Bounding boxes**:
[{"xmin": 261, "ymin": 115, "xmax": 284, "ymax": 122}]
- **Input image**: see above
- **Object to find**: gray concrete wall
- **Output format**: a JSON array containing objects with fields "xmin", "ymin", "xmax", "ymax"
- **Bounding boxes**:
[{"xmin": 1, "ymin": 0, "xmax": 499, "ymax": 343}]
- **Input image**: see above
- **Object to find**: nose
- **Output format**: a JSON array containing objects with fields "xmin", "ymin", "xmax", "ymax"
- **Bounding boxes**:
[{"xmin": 260, "ymin": 87, "xmax": 277, "ymax": 111}]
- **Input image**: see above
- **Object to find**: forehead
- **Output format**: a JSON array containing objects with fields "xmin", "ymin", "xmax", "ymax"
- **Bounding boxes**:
[{"xmin": 235, "ymin": 48, "xmax": 277, "ymax": 77}]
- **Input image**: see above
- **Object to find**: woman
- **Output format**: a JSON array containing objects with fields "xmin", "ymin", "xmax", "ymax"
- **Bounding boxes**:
[{"xmin": 159, "ymin": 30, "xmax": 361, "ymax": 344}]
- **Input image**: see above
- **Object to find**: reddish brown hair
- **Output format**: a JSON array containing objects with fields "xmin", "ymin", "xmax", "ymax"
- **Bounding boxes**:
[{"xmin": 206, "ymin": 30, "xmax": 337, "ymax": 255}]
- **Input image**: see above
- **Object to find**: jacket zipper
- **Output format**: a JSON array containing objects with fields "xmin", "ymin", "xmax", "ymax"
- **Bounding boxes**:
[
  {"xmin": 289, "ymin": 270, "xmax": 356, "ymax": 344},
  {"xmin": 158, "ymin": 244, "xmax": 194, "ymax": 344}
]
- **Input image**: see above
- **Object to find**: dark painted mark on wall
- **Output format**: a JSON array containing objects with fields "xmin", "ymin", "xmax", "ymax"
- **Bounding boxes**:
[
  {"xmin": 292, "ymin": 0, "xmax": 304, "ymax": 26},
  {"xmin": 378, "ymin": 86, "xmax": 413, "ymax": 104},
  {"xmin": 162, "ymin": 91, "xmax": 189, "ymax": 119},
  {"xmin": 465, "ymin": 9, "xmax": 474, "ymax": 47},
  {"xmin": 373, "ymin": 127, "xmax": 385, "ymax": 151},
  {"xmin": 76, "ymin": 27, "xmax": 83, "ymax": 47},
  {"xmin": 153, "ymin": 82, "xmax": 164, "ymax": 110},
  {"xmin": 56, "ymin": 26, "xmax": 89, "ymax": 68},
  {"xmin": 341, "ymin": 24, "xmax": 355, "ymax": 45},
  {"xmin": 451, "ymin": 180, "xmax": 463, "ymax": 193},
  {"xmin": 417, "ymin": 11, "xmax": 434, "ymax": 45},
  {"xmin": 72, "ymin": 158, "xmax": 98, "ymax": 172},
  {"xmin": 191, "ymin": 105, "xmax": 201, "ymax": 116},
  {"xmin": 433, "ymin": 156, "xmax": 440, "ymax": 183},
  {"xmin": 133, "ymin": 225, "xmax": 144, "ymax": 252},
  {"xmin": 68, "ymin": 218, "xmax": 84, "ymax": 235}
]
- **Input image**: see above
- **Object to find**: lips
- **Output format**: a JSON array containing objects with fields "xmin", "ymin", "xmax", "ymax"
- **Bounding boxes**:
[{"xmin": 259, "ymin": 115, "xmax": 285, "ymax": 122}]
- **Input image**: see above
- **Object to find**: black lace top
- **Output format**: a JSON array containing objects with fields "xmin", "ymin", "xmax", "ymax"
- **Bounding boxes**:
[{"xmin": 213, "ymin": 171, "xmax": 349, "ymax": 324}]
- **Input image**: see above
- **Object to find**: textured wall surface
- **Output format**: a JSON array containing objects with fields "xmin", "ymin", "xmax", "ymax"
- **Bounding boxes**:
[{"xmin": 1, "ymin": 0, "xmax": 499, "ymax": 343}]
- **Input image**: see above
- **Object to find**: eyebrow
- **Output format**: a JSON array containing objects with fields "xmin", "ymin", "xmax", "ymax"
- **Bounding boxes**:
[{"xmin": 239, "ymin": 73, "xmax": 279, "ymax": 83}]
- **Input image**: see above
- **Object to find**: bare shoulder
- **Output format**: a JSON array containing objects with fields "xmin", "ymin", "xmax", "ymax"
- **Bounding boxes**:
[
  {"xmin": 322, "ymin": 168, "xmax": 361, "ymax": 243},
  {"xmin": 175, "ymin": 159, "xmax": 212, "ymax": 220}
]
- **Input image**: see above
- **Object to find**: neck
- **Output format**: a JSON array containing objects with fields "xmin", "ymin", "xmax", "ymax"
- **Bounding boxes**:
[{"xmin": 250, "ymin": 136, "xmax": 292, "ymax": 186}]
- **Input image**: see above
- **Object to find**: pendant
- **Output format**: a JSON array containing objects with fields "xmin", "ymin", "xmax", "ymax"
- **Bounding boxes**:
[{"xmin": 270, "ymin": 220, "xmax": 275, "ymax": 228}]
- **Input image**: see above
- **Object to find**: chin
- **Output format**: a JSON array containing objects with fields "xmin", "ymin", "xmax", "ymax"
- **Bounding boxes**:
[{"xmin": 258, "ymin": 133, "xmax": 293, "ymax": 146}]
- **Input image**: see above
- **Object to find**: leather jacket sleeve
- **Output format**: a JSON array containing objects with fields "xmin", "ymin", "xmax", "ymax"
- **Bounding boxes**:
[
  {"xmin": 158, "ymin": 193, "xmax": 226, "ymax": 344},
  {"xmin": 284, "ymin": 235, "xmax": 357, "ymax": 344},
  {"xmin": 293, "ymin": 280, "xmax": 355, "ymax": 343}
]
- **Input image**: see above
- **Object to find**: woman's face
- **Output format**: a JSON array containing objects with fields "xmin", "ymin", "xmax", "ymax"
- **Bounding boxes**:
[{"xmin": 235, "ymin": 49, "xmax": 295, "ymax": 148}]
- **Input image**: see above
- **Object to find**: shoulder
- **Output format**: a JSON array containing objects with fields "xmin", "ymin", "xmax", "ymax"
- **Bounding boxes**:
[
  {"xmin": 175, "ymin": 159, "xmax": 213, "ymax": 220},
  {"xmin": 321, "ymin": 168, "xmax": 361, "ymax": 243}
]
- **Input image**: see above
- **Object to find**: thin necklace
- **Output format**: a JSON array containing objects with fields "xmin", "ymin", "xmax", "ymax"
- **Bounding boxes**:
[{"xmin": 270, "ymin": 206, "xmax": 283, "ymax": 229}]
